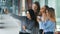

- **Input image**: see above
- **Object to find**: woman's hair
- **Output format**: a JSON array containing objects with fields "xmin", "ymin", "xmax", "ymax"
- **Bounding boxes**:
[
  {"xmin": 45, "ymin": 5, "xmax": 49, "ymax": 10},
  {"xmin": 44, "ymin": 5, "xmax": 49, "ymax": 13},
  {"xmin": 27, "ymin": 9, "xmax": 36, "ymax": 20},
  {"xmin": 27, "ymin": 9, "xmax": 39, "ymax": 27},
  {"xmin": 48, "ymin": 7, "xmax": 55, "ymax": 18},
  {"xmin": 34, "ymin": 1, "xmax": 40, "ymax": 13},
  {"xmin": 48, "ymin": 7, "xmax": 56, "ymax": 22}
]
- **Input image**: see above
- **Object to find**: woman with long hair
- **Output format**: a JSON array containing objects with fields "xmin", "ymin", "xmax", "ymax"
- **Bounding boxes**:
[
  {"xmin": 37, "ymin": 5, "xmax": 49, "ymax": 34},
  {"xmin": 32, "ymin": 1, "xmax": 40, "ymax": 34},
  {"xmin": 43, "ymin": 7, "xmax": 56, "ymax": 34},
  {"xmin": 20, "ymin": 9, "xmax": 36, "ymax": 34}
]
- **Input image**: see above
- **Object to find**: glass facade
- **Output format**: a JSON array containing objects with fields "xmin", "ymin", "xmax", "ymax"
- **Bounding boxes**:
[
  {"xmin": 0, "ymin": 0, "xmax": 19, "ymax": 15},
  {"xmin": 56, "ymin": 0, "xmax": 60, "ymax": 31}
]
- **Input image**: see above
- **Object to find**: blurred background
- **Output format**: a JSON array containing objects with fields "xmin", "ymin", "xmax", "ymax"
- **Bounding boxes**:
[{"xmin": 0, "ymin": 0, "xmax": 60, "ymax": 34}]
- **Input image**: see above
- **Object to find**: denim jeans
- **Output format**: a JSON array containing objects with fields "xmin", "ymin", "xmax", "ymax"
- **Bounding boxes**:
[
  {"xmin": 44, "ymin": 32, "xmax": 54, "ymax": 34},
  {"xmin": 19, "ymin": 32, "xmax": 30, "ymax": 34}
]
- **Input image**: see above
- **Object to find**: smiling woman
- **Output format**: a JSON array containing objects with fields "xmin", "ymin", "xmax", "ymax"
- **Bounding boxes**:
[{"xmin": 0, "ymin": 0, "xmax": 60, "ymax": 34}]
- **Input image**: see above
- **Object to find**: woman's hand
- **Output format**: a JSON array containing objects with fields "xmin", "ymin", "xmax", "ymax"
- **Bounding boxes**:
[{"xmin": 37, "ymin": 16, "xmax": 41, "ymax": 22}]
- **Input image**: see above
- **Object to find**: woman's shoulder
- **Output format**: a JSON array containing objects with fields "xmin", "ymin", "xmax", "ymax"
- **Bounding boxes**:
[
  {"xmin": 50, "ymin": 18, "xmax": 56, "ymax": 23},
  {"xmin": 48, "ymin": 19, "xmax": 55, "ymax": 24}
]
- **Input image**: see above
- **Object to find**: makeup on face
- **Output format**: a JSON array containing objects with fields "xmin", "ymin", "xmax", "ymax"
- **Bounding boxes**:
[{"xmin": 32, "ymin": 4, "xmax": 38, "ymax": 11}]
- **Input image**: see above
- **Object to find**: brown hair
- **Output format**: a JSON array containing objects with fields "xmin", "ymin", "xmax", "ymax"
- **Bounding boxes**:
[
  {"xmin": 48, "ymin": 8, "xmax": 56, "ymax": 29},
  {"xmin": 34, "ymin": 1, "xmax": 40, "ymax": 12},
  {"xmin": 34, "ymin": 1, "xmax": 40, "ymax": 16},
  {"xmin": 48, "ymin": 7, "xmax": 56, "ymax": 22}
]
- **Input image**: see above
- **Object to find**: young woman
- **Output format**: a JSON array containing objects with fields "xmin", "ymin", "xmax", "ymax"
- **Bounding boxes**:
[
  {"xmin": 20, "ymin": 9, "xmax": 36, "ymax": 34},
  {"xmin": 32, "ymin": 1, "xmax": 40, "ymax": 34},
  {"xmin": 43, "ymin": 7, "xmax": 56, "ymax": 34},
  {"xmin": 37, "ymin": 5, "xmax": 49, "ymax": 34}
]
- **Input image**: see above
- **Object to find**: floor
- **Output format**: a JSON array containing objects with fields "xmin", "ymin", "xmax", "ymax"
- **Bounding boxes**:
[
  {"xmin": 0, "ymin": 14, "xmax": 20, "ymax": 34},
  {"xmin": 0, "ymin": 28, "xmax": 19, "ymax": 34}
]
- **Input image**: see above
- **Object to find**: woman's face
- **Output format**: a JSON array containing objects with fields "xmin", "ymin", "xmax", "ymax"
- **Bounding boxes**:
[
  {"xmin": 32, "ymin": 4, "xmax": 38, "ymax": 11},
  {"xmin": 26, "ymin": 11, "xmax": 31, "ymax": 19},
  {"xmin": 40, "ymin": 6, "xmax": 46, "ymax": 13}
]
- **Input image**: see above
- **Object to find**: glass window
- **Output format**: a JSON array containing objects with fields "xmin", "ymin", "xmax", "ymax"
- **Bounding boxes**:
[{"xmin": 56, "ymin": 0, "xmax": 60, "ymax": 31}]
